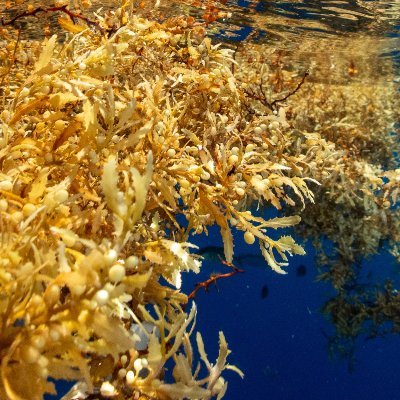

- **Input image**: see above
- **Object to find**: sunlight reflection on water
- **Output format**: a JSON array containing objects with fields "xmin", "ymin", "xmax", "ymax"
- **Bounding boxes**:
[{"xmin": 1, "ymin": 0, "xmax": 398, "ymax": 80}]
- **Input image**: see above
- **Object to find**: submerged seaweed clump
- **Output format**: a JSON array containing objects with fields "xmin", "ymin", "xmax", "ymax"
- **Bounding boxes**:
[
  {"xmin": 233, "ymin": 36, "xmax": 400, "ymax": 354},
  {"xmin": 0, "ymin": 0, "xmax": 399, "ymax": 398}
]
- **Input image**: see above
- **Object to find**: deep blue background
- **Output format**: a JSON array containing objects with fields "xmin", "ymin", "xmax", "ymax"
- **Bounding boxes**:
[{"xmin": 185, "ymin": 225, "xmax": 400, "ymax": 400}]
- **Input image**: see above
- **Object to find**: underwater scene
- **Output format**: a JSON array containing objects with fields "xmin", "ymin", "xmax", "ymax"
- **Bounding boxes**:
[{"xmin": 0, "ymin": 0, "xmax": 399, "ymax": 399}]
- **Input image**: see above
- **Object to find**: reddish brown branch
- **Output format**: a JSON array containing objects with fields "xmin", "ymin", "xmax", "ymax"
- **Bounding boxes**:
[
  {"xmin": 244, "ymin": 70, "xmax": 309, "ymax": 111},
  {"xmin": 187, "ymin": 260, "xmax": 244, "ymax": 301},
  {"xmin": 1, "ymin": 5, "xmax": 113, "ymax": 35},
  {"xmin": 271, "ymin": 70, "xmax": 309, "ymax": 108}
]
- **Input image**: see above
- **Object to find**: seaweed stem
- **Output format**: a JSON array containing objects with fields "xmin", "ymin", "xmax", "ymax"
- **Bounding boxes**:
[
  {"xmin": 187, "ymin": 260, "xmax": 244, "ymax": 301},
  {"xmin": 244, "ymin": 69, "xmax": 309, "ymax": 111},
  {"xmin": 271, "ymin": 70, "xmax": 309, "ymax": 108}
]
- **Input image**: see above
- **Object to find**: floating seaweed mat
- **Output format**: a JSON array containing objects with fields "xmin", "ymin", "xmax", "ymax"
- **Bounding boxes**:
[{"xmin": 0, "ymin": 1, "xmax": 399, "ymax": 399}]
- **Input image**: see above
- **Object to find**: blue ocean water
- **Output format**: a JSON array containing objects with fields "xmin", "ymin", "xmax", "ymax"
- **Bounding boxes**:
[{"xmin": 184, "ymin": 227, "xmax": 400, "ymax": 400}]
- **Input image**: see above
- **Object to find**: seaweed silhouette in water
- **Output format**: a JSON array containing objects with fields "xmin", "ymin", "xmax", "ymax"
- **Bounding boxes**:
[
  {"xmin": 296, "ymin": 264, "xmax": 307, "ymax": 277},
  {"xmin": 260, "ymin": 284, "xmax": 269, "ymax": 299}
]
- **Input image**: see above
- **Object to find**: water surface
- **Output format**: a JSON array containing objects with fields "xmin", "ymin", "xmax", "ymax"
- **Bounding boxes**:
[{"xmin": 1, "ymin": 0, "xmax": 398, "ymax": 81}]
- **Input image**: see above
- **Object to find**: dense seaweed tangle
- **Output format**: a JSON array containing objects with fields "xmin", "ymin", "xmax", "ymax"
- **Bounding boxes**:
[{"xmin": 0, "ymin": 0, "xmax": 399, "ymax": 398}]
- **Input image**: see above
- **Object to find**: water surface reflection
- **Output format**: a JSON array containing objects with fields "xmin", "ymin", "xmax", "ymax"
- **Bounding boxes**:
[{"xmin": 1, "ymin": 0, "xmax": 398, "ymax": 80}]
